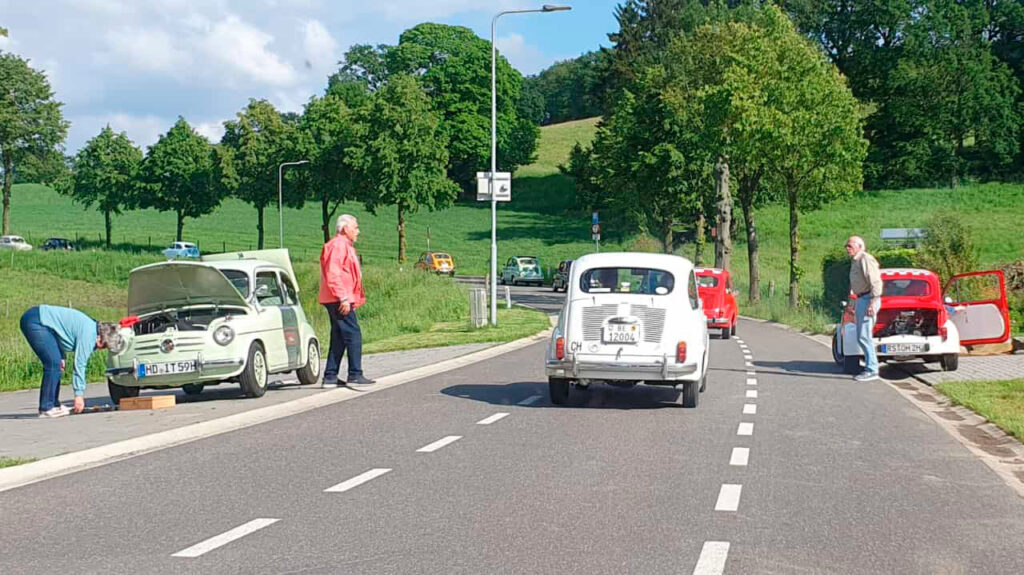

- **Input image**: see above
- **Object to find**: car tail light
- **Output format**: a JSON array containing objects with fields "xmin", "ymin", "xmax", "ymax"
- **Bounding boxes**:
[
  {"xmin": 676, "ymin": 341, "xmax": 687, "ymax": 363},
  {"xmin": 556, "ymin": 337, "xmax": 565, "ymax": 360},
  {"xmin": 939, "ymin": 325, "xmax": 948, "ymax": 342}
]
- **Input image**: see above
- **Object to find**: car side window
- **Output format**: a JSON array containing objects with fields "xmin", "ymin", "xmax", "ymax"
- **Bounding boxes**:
[
  {"xmin": 688, "ymin": 271, "xmax": 700, "ymax": 309},
  {"xmin": 280, "ymin": 273, "xmax": 298, "ymax": 306},
  {"xmin": 255, "ymin": 271, "xmax": 284, "ymax": 306}
]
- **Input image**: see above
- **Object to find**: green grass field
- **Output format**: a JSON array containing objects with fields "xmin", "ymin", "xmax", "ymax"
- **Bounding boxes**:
[{"xmin": 937, "ymin": 379, "xmax": 1024, "ymax": 441}]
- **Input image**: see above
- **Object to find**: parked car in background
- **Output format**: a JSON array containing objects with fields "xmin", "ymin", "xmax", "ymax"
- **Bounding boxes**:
[
  {"xmin": 163, "ymin": 241, "xmax": 200, "ymax": 259},
  {"xmin": 695, "ymin": 267, "xmax": 739, "ymax": 339},
  {"xmin": 552, "ymin": 259, "xmax": 573, "ymax": 292},
  {"xmin": 501, "ymin": 256, "xmax": 544, "ymax": 286},
  {"xmin": 545, "ymin": 252, "xmax": 710, "ymax": 408},
  {"xmin": 106, "ymin": 249, "xmax": 321, "ymax": 403},
  {"xmin": 41, "ymin": 237, "xmax": 76, "ymax": 251},
  {"xmin": 0, "ymin": 235, "xmax": 32, "ymax": 251},
  {"xmin": 414, "ymin": 251, "xmax": 456, "ymax": 276},
  {"xmin": 831, "ymin": 268, "xmax": 1011, "ymax": 374}
]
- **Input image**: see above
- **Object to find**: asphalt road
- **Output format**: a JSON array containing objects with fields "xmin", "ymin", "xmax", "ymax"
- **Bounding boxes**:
[
  {"xmin": 455, "ymin": 277, "xmax": 566, "ymax": 315},
  {"xmin": 2, "ymin": 318, "xmax": 1023, "ymax": 574}
]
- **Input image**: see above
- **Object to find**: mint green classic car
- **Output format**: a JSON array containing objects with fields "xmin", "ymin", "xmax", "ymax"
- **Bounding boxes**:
[
  {"xmin": 105, "ymin": 249, "xmax": 320, "ymax": 403},
  {"xmin": 500, "ymin": 256, "xmax": 544, "ymax": 286}
]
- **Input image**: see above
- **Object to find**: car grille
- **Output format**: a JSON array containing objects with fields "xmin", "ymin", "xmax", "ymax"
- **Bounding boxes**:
[
  {"xmin": 581, "ymin": 304, "xmax": 619, "ymax": 340},
  {"xmin": 133, "ymin": 334, "xmax": 207, "ymax": 357},
  {"xmin": 630, "ymin": 304, "xmax": 666, "ymax": 343}
]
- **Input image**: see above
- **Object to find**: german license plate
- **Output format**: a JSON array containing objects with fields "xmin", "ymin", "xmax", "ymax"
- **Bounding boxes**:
[
  {"xmin": 137, "ymin": 360, "xmax": 198, "ymax": 378},
  {"xmin": 880, "ymin": 343, "xmax": 925, "ymax": 354},
  {"xmin": 603, "ymin": 323, "xmax": 640, "ymax": 344}
]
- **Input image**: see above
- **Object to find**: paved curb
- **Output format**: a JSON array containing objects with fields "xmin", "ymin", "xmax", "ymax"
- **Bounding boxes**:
[
  {"xmin": 0, "ymin": 328, "xmax": 552, "ymax": 493},
  {"xmin": 740, "ymin": 315, "xmax": 1024, "ymax": 498}
]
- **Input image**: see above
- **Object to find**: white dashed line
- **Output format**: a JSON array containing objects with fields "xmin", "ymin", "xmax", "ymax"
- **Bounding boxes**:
[
  {"xmin": 746, "ymin": 390, "xmax": 758, "ymax": 399},
  {"xmin": 518, "ymin": 394, "xmax": 542, "ymax": 406},
  {"xmin": 746, "ymin": 370, "xmax": 756, "ymax": 376},
  {"xmin": 729, "ymin": 447, "xmax": 750, "ymax": 466},
  {"xmin": 745, "ymin": 361, "xmax": 753, "ymax": 367},
  {"xmin": 743, "ymin": 404, "xmax": 757, "ymax": 415},
  {"xmin": 715, "ymin": 484, "xmax": 743, "ymax": 511},
  {"xmin": 477, "ymin": 413, "xmax": 509, "ymax": 425},
  {"xmin": 737, "ymin": 422, "xmax": 754, "ymax": 436},
  {"xmin": 324, "ymin": 468, "xmax": 392, "ymax": 493},
  {"xmin": 417, "ymin": 436, "xmax": 462, "ymax": 453},
  {"xmin": 172, "ymin": 518, "xmax": 280, "ymax": 558},
  {"xmin": 746, "ymin": 378, "xmax": 757, "ymax": 386},
  {"xmin": 743, "ymin": 355, "xmax": 753, "ymax": 361},
  {"xmin": 692, "ymin": 541, "xmax": 731, "ymax": 575}
]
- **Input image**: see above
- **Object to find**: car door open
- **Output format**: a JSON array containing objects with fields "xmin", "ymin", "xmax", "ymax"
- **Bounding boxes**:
[{"xmin": 943, "ymin": 270, "xmax": 1010, "ymax": 346}]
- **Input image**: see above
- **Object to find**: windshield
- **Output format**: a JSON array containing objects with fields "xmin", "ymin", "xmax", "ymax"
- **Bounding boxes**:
[
  {"xmin": 696, "ymin": 275, "xmax": 719, "ymax": 288},
  {"xmin": 220, "ymin": 269, "xmax": 250, "ymax": 297},
  {"xmin": 580, "ymin": 267, "xmax": 675, "ymax": 295},
  {"xmin": 882, "ymin": 278, "xmax": 932, "ymax": 298}
]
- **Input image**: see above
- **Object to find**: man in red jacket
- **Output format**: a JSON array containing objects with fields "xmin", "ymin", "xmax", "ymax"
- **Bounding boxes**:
[{"xmin": 319, "ymin": 214, "xmax": 375, "ymax": 387}]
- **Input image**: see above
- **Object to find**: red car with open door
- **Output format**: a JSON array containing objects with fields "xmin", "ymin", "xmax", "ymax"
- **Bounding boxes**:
[{"xmin": 695, "ymin": 267, "xmax": 739, "ymax": 339}]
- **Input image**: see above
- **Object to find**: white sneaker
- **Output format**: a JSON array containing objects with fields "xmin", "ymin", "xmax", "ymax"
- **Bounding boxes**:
[{"xmin": 38, "ymin": 405, "xmax": 70, "ymax": 418}]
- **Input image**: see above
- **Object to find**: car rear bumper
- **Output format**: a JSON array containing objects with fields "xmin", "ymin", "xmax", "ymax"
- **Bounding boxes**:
[{"xmin": 546, "ymin": 355, "xmax": 700, "ymax": 382}]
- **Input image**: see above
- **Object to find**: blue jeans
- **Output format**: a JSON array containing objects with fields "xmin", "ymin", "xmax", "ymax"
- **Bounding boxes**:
[
  {"xmin": 323, "ymin": 304, "xmax": 363, "ymax": 381},
  {"xmin": 20, "ymin": 307, "xmax": 65, "ymax": 411},
  {"xmin": 855, "ymin": 296, "xmax": 880, "ymax": 374}
]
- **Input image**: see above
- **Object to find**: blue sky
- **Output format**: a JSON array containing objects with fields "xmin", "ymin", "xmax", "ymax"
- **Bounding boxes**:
[{"xmin": 0, "ymin": 1, "xmax": 621, "ymax": 154}]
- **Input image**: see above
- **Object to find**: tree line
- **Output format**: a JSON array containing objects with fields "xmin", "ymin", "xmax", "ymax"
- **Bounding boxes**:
[{"xmin": 0, "ymin": 23, "xmax": 539, "ymax": 263}]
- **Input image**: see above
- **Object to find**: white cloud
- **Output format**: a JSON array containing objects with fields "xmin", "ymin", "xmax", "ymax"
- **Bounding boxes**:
[
  {"xmin": 496, "ymin": 33, "xmax": 549, "ymax": 75},
  {"xmin": 68, "ymin": 113, "xmax": 169, "ymax": 153},
  {"xmin": 194, "ymin": 120, "xmax": 227, "ymax": 143},
  {"xmin": 302, "ymin": 19, "xmax": 337, "ymax": 70},
  {"xmin": 105, "ymin": 28, "xmax": 190, "ymax": 74},
  {"xmin": 199, "ymin": 15, "xmax": 297, "ymax": 86}
]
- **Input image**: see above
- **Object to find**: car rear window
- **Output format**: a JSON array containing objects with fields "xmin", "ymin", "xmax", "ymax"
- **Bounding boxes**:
[
  {"xmin": 580, "ymin": 267, "xmax": 675, "ymax": 295},
  {"xmin": 434, "ymin": 253, "xmax": 451, "ymax": 259},
  {"xmin": 518, "ymin": 257, "xmax": 539, "ymax": 267},
  {"xmin": 220, "ymin": 269, "xmax": 250, "ymax": 297},
  {"xmin": 882, "ymin": 279, "xmax": 931, "ymax": 297},
  {"xmin": 696, "ymin": 275, "xmax": 719, "ymax": 288}
]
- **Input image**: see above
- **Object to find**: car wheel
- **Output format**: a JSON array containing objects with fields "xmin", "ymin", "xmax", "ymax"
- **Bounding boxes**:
[
  {"xmin": 731, "ymin": 322, "xmax": 737, "ymax": 336},
  {"xmin": 940, "ymin": 353, "xmax": 959, "ymax": 372},
  {"xmin": 108, "ymin": 378, "xmax": 140, "ymax": 405},
  {"xmin": 843, "ymin": 355, "xmax": 861, "ymax": 375},
  {"xmin": 831, "ymin": 332, "xmax": 844, "ymax": 365},
  {"xmin": 181, "ymin": 384, "xmax": 205, "ymax": 396},
  {"xmin": 296, "ymin": 339, "xmax": 321, "ymax": 386},
  {"xmin": 511, "ymin": 277, "xmax": 518, "ymax": 286},
  {"xmin": 549, "ymin": 377, "xmax": 570, "ymax": 405},
  {"xmin": 239, "ymin": 342, "xmax": 269, "ymax": 398},
  {"xmin": 680, "ymin": 381, "xmax": 700, "ymax": 408},
  {"xmin": 720, "ymin": 327, "xmax": 730, "ymax": 340}
]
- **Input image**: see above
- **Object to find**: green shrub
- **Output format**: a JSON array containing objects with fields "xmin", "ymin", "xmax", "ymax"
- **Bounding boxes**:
[{"xmin": 918, "ymin": 212, "xmax": 979, "ymax": 281}]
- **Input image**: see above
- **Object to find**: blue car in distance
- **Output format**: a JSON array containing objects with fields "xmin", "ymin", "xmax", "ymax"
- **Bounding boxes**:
[{"xmin": 163, "ymin": 241, "xmax": 200, "ymax": 259}]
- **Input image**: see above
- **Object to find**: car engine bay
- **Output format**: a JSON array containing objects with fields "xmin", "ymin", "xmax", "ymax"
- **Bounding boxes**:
[{"xmin": 134, "ymin": 307, "xmax": 245, "ymax": 335}]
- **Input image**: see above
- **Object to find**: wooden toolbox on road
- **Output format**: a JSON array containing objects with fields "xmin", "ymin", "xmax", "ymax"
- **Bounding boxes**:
[{"xmin": 119, "ymin": 395, "xmax": 176, "ymax": 410}]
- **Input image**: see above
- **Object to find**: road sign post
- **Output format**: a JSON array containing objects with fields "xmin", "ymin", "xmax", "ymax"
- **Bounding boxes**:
[{"xmin": 591, "ymin": 211, "xmax": 600, "ymax": 252}]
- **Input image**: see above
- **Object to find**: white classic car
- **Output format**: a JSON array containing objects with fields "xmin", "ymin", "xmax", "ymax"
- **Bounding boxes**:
[
  {"xmin": 545, "ymin": 252, "xmax": 710, "ymax": 407},
  {"xmin": 105, "ymin": 249, "xmax": 321, "ymax": 402},
  {"xmin": 0, "ymin": 235, "xmax": 33, "ymax": 251}
]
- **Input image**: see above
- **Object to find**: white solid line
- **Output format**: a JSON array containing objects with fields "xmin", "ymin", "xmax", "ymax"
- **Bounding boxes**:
[
  {"xmin": 746, "ymin": 378, "xmax": 757, "ymax": 386},
  {"xmin": 746, "ymin": 390, "xmax": 758, "ymax": 399},
  {"xmin": 743, "ymin": 404, "xmax": 757, "ymax": 415},
  {"xmin": 417, "ymin": 435, "xmax": 462, "ymax": 453},
  {"xmin": 324, "ymin": 468, "xmax": 392, "ymax": 493},
  {"xmin": 477, "ymin": 413, "xmax": 509, "ymax": 425},
  {"xmin": 715, "ymin": 484, "xmax": 743, "ymax": 511},
  {"xmin": 518, "ymin": 394, "xmax": 542, "ymax": 406},
  {"xmin": 172, "ymin": 518, "xmax": 280, "ymax": 558},
  {"xmin": 692, "ymin": 541, "xmax": 731, "ymax": 575},
  {"xmin": 737, "ymin": 422, "xmax": 754, "ymax": 436},
  {"xmin": 730, "ymin": 447, "xmax": 750, "ymax": 466}
]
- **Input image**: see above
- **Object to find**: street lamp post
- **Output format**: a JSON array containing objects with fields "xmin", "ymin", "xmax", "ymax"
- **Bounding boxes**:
[
  {"xmin": 490, "ymin": 4, "xmax": 571, "ymax": 326},
  {"xmin": 278, "ymin": 160, "xmax": 309, "ymax": 249}
]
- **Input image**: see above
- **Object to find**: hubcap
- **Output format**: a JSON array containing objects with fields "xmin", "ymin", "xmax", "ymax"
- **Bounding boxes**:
[
  {"xmin": 309, "ymin": 343, "xmax": 320, "ymax": 376},
  {"xmin": 254, "ymin": 351, "xmax": 267, "ymax": 387}
]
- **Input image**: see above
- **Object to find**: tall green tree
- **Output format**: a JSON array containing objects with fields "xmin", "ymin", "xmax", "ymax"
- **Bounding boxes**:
[
  {"xmin": 69, "ymin": 126, "xmax": 142, "ymax": 248},
  {"xmin": 346, "ymin": 74, "xmax": 459, "ymax": 263},
  {"xmin": 138, "ymin": 118, "xmax": 226, "ymax": 241},
  {"xmin": 221, "ymin": 99, "xmax": 296, "ymax": 249},
  {"xmin": 0, "ymin": 51, "xmax": 68, "ymax": 234},
  {"xmin": 525, "ymin": 50, "xmax": 610, "ymax": 124},
  {"xmin": 297, "ymin": 94, "xmax": 358, "ymax": 242}
]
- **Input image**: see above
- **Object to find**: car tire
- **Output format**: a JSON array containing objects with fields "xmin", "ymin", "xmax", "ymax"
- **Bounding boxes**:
[
  {"xmin": 549, "ymin": 377, "xmax": 570, "ymax": 405},
  {"xmin": 831, "ymin": 332, "xmax": 844, "ymax": 365},
  {"xmin": 731, "ymin": 322, "xmax": 737, "ymax": 336},
  {"xmin": 239, "ymin": 342, "xmax": 269, "ymax": 398},
  {"xmin": 181, "ymin": 384, "xmax": 205, "ymax": 396},
  {"xmin": 720, "ymin": 327, "xmax": 730, "ymax": 340},
  {"xmin": 941, "ymin": 353, "xmax": 959, "ymax": 372},
  {"xmin": 680, "ymin": 381, "xmax": 700, "ymax": 408},
  {"xmin": 296, "ymin": 339, "xmax": 321, "ymax": 386},
  {"xmin": 108, "ymin": 378, "xmax": 140, "ymax": 406},
  {"xmin": 843, "ymin": 355, "xmax": 861, "ymax": 375}
]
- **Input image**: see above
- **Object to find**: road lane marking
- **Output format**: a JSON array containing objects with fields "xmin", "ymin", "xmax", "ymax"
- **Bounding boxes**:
[
  {"xmin": 324, "ymin": 468, "xmax": 392, "ymax": 493},
  {"xmin": 745, "ymin": 361, "xmax": 753, "ymax": 367},
  {"xmin": 417, "ymin": 435, "xmax": 462, "ymax": 453},
  {"xmin": 737, "ymin": 422, "xmax": 754, "ymax": 436},
  {"xmin": 692, "ymin": 541, "xmax": 730, "ymax": 575},
  {"xmin": 746, "ymin": 378, "xmax": 757, "ymax": 386},
  {"xmin": 172, "ymin": 518, "xmax": 280, "ymax": 558},
  {"xmin": 715, "ymin": 484, "xmax": 742, "ymax": 511},
  {"xmin": 477, "ymin": 413, "xmax": 509, "ymax": 425},
  {"xmin": 518, "ymin": 394, "xmax": 542, "ymax": 406},
  {"xmin": 746, "ymin": 390, "xmax": 758, "ymax": 399},
  {"xmin": 746, "ymin": 370, "xmax": 756, "ymax": 376},
  {"xmin": 730, "ymin": 447, "xmax": 749, "ymax": 466},
  {"xmin": 743, "ymin": 354, "xmax": 752, "ymax": 360},
  {"xmin": 743, "ymin": 404, "xmax": 757, "ymax": 415}
]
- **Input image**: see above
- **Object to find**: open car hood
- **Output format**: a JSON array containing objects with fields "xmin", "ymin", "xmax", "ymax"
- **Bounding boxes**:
[{"xmin": 129, "ymin": 262, "xmax": 249, "ymax": 316}]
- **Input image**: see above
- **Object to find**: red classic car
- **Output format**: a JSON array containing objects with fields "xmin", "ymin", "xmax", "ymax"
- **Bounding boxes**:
[{"xmin": 695, "ymin": 267, "xmax": 739, "ymax": 339}]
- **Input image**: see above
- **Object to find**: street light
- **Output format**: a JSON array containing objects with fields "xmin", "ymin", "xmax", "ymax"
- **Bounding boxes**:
[
  {"xmin": 490, "ymin": 4, "xmax": 571, "ymax": 326},
  {"xmin": 278, "ymin": 160, "xmax": 309, "ymax": 249}
]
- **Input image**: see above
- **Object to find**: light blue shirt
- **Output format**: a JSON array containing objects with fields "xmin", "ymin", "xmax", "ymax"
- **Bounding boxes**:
[{"xmin": 38, "ymin": 305, "xmax": 97, "ymax": 396}]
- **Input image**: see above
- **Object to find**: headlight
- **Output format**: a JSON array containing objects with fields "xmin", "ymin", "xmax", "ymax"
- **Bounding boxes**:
[
  {"xmin": 213, "ymin": 325, "xmax": 235, "ymax": 346},
  {"xmin": 109, "ymin": 328, "xmax": 132, "ymax": 355}
]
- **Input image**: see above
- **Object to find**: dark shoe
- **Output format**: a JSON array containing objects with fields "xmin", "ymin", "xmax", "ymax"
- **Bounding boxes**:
[{"xmin": 346, "ymin": 375, "xmax": 376, "ymax": 385}]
